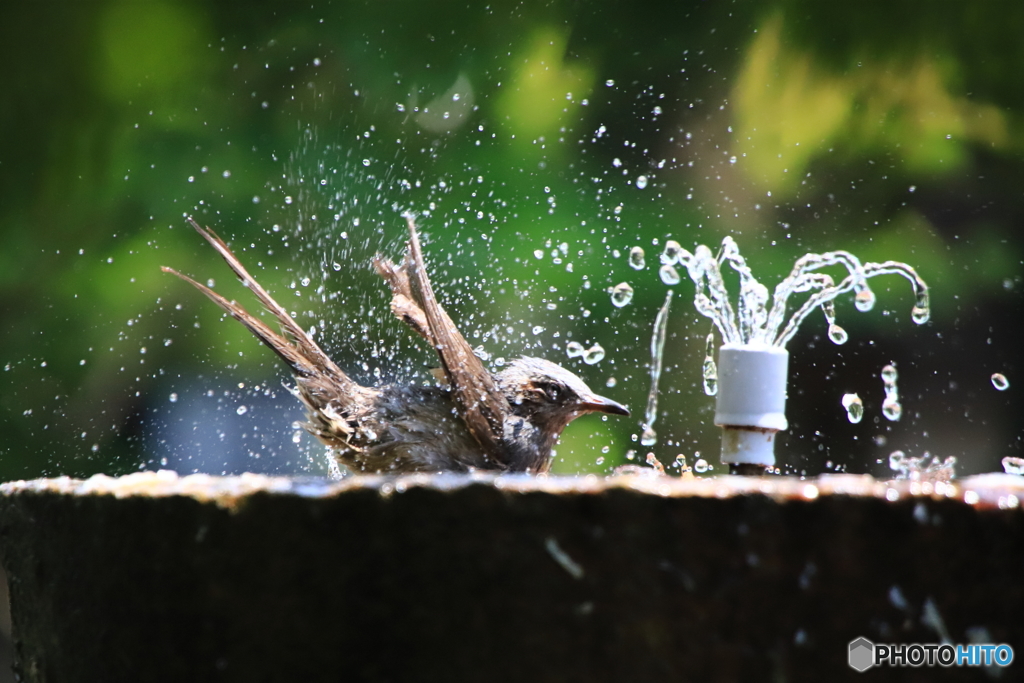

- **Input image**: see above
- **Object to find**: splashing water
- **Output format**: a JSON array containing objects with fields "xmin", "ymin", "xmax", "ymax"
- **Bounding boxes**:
[
  {"xmin": 1002, "ymin": 456, "xmax": 1024, "ymax": 475},
  {"xmin": 628, "ymin": 246, "xmax": 646, "ymax": 270},
  {"xmin": 702, "ymin": 331, "xmax": 718, "ymax": 396},
  {"xmin": 889, "ymin": 450, "xmax": 956, "ymax": 482},
  {"xmin": 881, "ymin": 363, "xmax": 902, "ymax": 421},
  {"xmin": 841, "ymin": 393, "xmax": 864, "ymax": 423},
  {"xmin": 673, "ymin": 236, "xmax": 930, "ymax": 348},
  {"xmin": 610, "ymin": 282, "xmax": 634, "ymax": 307},
  {"xmin": 661, "ymin": 240, "xmax": 682, "ymax": 266},
  {"xmin": 659, "ymin": 265, "xmax": 681, "ymax": 285},
  {"xmin": 582, "ymin": 343, "xmax": 605, "ymax": 365},
  {"xmin": 639, "ymin": 292, "xmax": 673, "ymax": 447},
  {"xmin": 644, "ymin": 452, "xmax": 665, "ymax": 473}
]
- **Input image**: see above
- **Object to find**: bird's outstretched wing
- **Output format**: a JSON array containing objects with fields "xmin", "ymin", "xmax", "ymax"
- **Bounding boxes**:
[
  {"xmin": 375, "ymin": 217, "xmax": 509, "ymax": 464},
  {"xmin": 372, "ymin": 252, "xmax": 432, "ymax": 344}
]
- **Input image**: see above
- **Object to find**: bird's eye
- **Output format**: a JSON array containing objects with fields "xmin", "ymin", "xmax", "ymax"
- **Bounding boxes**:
[{"xmin": 536, "ymin": 383, "xmax": 560, "ymax": 402}]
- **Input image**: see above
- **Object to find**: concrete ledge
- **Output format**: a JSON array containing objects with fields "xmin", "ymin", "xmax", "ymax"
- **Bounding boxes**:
[{"xmin": 1, "ymin": 471, "xmax": 1022, "ymax": 682}]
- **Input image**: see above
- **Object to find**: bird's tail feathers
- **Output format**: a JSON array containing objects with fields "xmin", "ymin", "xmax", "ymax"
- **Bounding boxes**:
[{"xmin": 162, "ymin": 218, "xmax": 353, "ymax": 389}]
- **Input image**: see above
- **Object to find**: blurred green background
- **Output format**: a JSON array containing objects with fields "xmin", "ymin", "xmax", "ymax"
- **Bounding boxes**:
[{"xmin": 0, "ymin": 1, "xmax": 1021, "ymax": 481}]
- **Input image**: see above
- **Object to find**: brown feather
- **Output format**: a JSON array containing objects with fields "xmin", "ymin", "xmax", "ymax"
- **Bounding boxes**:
[
  {"xmin": 160, "ymin": 266, "xmax": 319, "ymax": 377},
  {"xmin": 400, "ymin": 216, "xmax": 509, "ymax": 463},
  {"xmin": 185, "ymin": 217, "xmax": 352, "ymax": 388},
  {"xmin": 372, "ymin": 254, "xmax": 432, "ymax": 343}
]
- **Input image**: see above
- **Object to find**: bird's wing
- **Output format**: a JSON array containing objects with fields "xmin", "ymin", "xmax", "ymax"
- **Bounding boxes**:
[
  {"xmin": 373, "ymin": 253, "xmax": 433, "ymax": 344},
  {"xmin": 395, "ymin": 217, "xmax": 510, "ymax": 463}
]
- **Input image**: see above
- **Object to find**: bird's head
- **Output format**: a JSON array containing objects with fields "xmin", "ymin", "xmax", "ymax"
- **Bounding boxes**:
[{"xmin": 496, "ymin": 357, "xmax": 629, "ymax": 435}]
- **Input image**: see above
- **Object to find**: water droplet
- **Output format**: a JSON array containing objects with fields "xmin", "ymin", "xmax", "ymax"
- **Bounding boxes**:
[
  {"xmin": 854, "ymin": 287, "xmax": 876, "ymax": 312},
  {"xmin": 284, "ymin": 196, "xmax": 293, "ymax": 204},
  {"xmin": 639, "ymin": 291, "xmax": 673, "ymax": 452},
  {"xmin": 300, "ymin": 277, "xmax": 310, "ymax": 287},
  {"xmin": 827, "ymin": 323, "xmax": 848, "ymax": 345},
  {"xmin": 332, "ymin": 262, "xmax": 342, "ymax": 271},
  {"xmin": 610, "ymin": 282, "xmax": 634, "ymax": 307},
  {"xmin": 635, "ymin": 175, "xmax": 648, "ymax": 189},
  {"xmin": 605, "ymin": 79, "xmax": 615, "ymax": 87},
  {"xmin": 889, "ymin": 450, "xmax": 906, "ymax": 473},
  {"xmin": 703, "ymin": 363, "xmax": 718, "ymax": 396},
  {"xmin": 882, "ymin": 397, "xmax": 902, "ymax": 421},
  {"xmin": 991, "ymin": 373, "xmax": 1010, "ymax": 391},
  {"xmin": 628, "ymin": 246, "xmax": 645, "ymax": 270},
  {"xmin": 612, "ymin": 158, "xmax": 622, "ymax": 168},
  {"xmin": 702, "ymin": 332, "xmax": 718, "ymax": 396},
  {"xmin": 1002, "ymin": 456, "xmax": 1024, "ymax": 475},
  {"xmin": 694, "ymin": 458, "xmax": 709, "ymax": 473},
  {"xmin": 841, "ymin": 393, "xmax": 863, "ymax": 423},
  {"xmin": 566, "ymin": 341, "xmax": 585, "ymax": 358},
  {"xmin": 821, "ymin": 300, "xmax": 836, "ymax": 325},
  {"xmin": 531, "ymin": 325, "xmax": 545, "ymax": 335},
  {"xmin": 881, "ymin": 364, "xmax": 898, "ymax": 386},
  {"xmin": 582, "ymin": 344, "xmax": 605, "ymax": 365},
  {"xmin": 659, "ymin": 265, "xmax": 681, "ymax": 285},
  {"xmin": 660, "ymin": 240, "xmax": 682, "ymax": 266},
  {"xmin": 911, "ymin": 290, "xmax": 930, "ymax": 324},
  {"xmin": 362, "ymin": 159, "xmax": 371, "ymax": 166},
  {"xmin": 169, "ymin": 393, "xmax": 178, "ymax": 403},
  {"xmin": 605, "ymin": 377, "xmax": 617, "ymax": 388},
  {"xmin": 236, "ymin": 405, "xmax": 248, "ymax": 416}
]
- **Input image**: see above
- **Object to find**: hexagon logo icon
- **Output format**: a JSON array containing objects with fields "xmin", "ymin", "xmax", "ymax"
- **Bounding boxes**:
[{"xmin": 848, "ymin": 637, "xmax": 875, "ymax": 672}]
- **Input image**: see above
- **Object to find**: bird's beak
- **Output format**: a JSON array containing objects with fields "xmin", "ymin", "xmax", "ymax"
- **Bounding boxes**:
[{"xmin": 578, "ymin": 393, "xmax": 630, "ymax": 417}]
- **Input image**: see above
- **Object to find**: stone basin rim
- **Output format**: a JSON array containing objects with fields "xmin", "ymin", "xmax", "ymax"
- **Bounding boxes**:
[{"xmin": 1, "ymin": 470, "xmax": 1021, "ymax": 511}]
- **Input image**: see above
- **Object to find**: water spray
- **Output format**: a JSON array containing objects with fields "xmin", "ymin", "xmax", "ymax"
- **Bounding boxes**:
[{"xmin": 666, "ymin": 237, "xmax": 930, "ymax": 474}]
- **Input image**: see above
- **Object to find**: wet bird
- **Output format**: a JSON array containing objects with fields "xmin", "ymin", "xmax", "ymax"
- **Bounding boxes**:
[{"xmin": 162, "ymin": 217, "xmax": 629, "ymax": 474}]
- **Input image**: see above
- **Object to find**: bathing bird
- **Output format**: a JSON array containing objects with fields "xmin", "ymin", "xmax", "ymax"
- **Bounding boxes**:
[{"xmin": 163, "ymin": 217, "xmax": 629, "ymax": 474}]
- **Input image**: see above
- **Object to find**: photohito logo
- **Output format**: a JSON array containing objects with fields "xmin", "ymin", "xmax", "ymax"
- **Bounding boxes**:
[
  {"xmin": 848, "ymin": 638, "xmax": 875, "ymax": 672},
  {"xmin": 848, "ymin": 637, "xmax": 1014, "ymax": 671}
]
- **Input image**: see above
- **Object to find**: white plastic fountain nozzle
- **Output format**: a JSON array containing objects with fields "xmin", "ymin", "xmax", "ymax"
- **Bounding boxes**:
[{"xmin": 714, "ymin": 344, "xmax": 789, "ymax": 467}]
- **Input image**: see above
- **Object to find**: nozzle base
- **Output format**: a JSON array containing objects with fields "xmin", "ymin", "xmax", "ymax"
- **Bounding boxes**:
[{"xmin": 720, "ymin": 425, "xmax": 778, "ymax": 467}]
